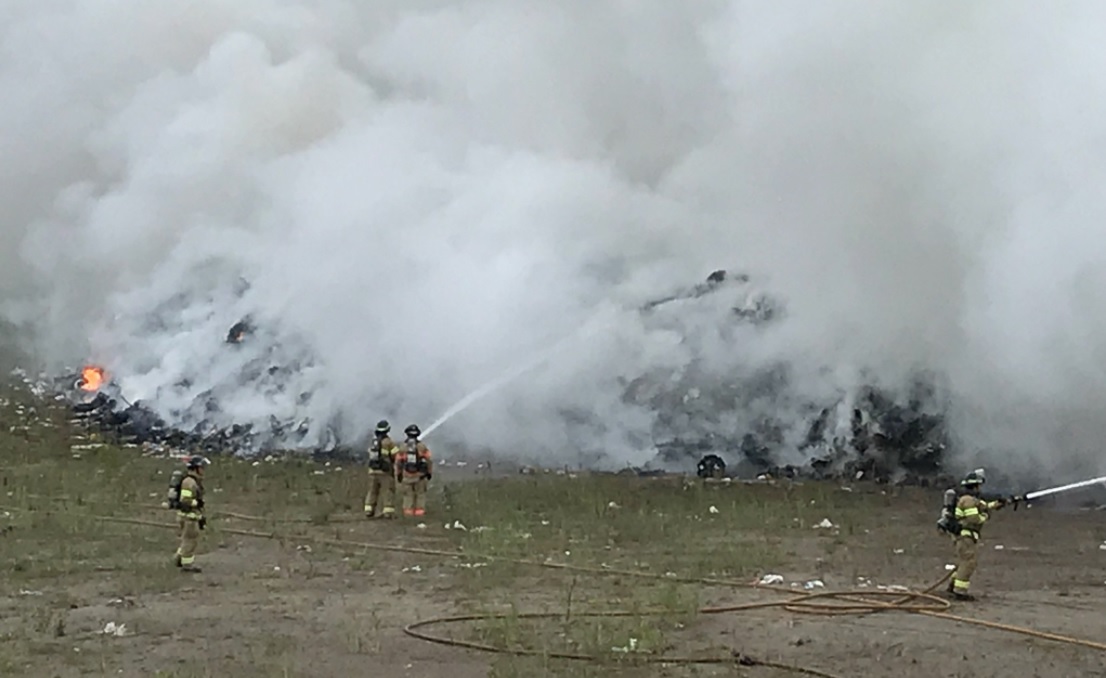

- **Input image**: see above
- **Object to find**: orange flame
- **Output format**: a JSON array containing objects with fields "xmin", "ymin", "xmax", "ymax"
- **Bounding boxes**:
[{"xmin": 79, "ymin": 366, "xmax": 106, "ymax": 392}]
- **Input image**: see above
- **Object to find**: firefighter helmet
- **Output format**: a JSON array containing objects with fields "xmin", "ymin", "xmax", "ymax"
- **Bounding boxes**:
[
  {"xmin": 375, "ymin": 420, "xmax": 390, "ymax": 435},
  {"xmin": 960, "ymin": 468, "xmax": 985, "ymax": 487},
  {"xmin": 185, "ymin": 455, "xmax": 209, "ymax": 470},
  {"xmin": 404, "ymin": 424, "xmax": 421, "ymax": 438}
]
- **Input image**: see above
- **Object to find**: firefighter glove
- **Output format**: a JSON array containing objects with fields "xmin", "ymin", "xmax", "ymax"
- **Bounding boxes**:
[
  {"xmin": 424, "ymin": 472, "xmax": 432, "ymax": 481},
  {"xmin": 198, "ymin": 517, "xmax": 207, "ymax": 530}
]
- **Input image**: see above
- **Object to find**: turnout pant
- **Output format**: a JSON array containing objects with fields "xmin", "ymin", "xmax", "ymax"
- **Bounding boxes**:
[
  {"xmin": 175, "ymin": 515, "xmax": 201, "ymax": 566},
  {"xmin": 364, "ymin": 472, "xmax": 396, "ymax": 517},
  {"xmin": 400, "ymin": 477, "xmax": 428, "ymax": 517},
  {"xmin": 952, "ymin": 534, "xmax": 978, "ymax": 594}
]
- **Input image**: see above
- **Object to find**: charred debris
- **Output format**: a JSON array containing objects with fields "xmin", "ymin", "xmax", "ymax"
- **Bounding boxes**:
[
  {"xmin": 57, "ymin": 327, "xmax": 351, "ymax": 463},
  {"xmin": 638, "ymin": 268, "xmax": 955, "ymax": 487},
  {"xmin": 48, "ymin": 269, "xmax": 956, "ymax": 485}
]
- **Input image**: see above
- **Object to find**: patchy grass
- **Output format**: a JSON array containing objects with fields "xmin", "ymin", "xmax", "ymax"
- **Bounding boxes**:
[
  {"xmin": 438, "ymin": 473, "xmax": 885, "ymax": 596},
  {"xmin": 0, "ymin": 381, "xmax": 950, "ymax": 678}
]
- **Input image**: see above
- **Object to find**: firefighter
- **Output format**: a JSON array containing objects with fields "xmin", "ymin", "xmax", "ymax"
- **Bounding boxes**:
[
  {"xmin": 174, "ymin": 455, "xmax": 209, "ymax": 573},
  {"xmin": 364, "ymin": 419, "xmax": 399, "ymax": 518},
  {"xmin": 948, "ymin": 468, "xmax": 1007, "ymax": 601},
  {"xmin": 396, "ymin": 424, "xmax": 432, "ymax": 518}
]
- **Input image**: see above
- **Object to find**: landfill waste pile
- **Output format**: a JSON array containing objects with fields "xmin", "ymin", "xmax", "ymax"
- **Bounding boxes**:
[
  {"xmin": 629, "ymin": 270, "xmax": 953, "ymax": 485},
  {"xmin": 5, "ymin": 269, "xmax": 961, "ymax": 485}
]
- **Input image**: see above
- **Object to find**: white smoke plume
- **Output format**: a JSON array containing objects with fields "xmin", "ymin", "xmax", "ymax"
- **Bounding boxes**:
[{"xmin": 2, "ymin": 1, "xmax": 1105, "ymax": 479}]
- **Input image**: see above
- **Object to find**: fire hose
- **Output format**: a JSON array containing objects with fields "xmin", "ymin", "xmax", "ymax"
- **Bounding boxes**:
[{"xmin": 6, "ymin": 505, "xmax": 1105, "ymax": 678}]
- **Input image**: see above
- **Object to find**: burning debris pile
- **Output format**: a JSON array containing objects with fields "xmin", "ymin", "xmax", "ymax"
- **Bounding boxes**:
[
  {"xmin": 49, "ymin": 360, "xmax": 349, "ymax": 461},
  {"xmin": 631, "ymin": 269, "xmax": 955, "ymax": 485},
  {"xmin": 19, "ymin": 268, "xmax": 960, "ymax": 483}
]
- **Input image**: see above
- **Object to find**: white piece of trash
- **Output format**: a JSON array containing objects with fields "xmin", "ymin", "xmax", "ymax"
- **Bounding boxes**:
[
  {"xmin": 758, "ymin": 574, "xmax": 785, "ymax": 585},
  {"xmin": 813, "ymin": 518, "xmax": 836, "ymax": 529},
  {"xmin": 944, "ymin": 564, "xmax": 956, "ymax": 571},
  {"xmin": 803, "ymin": 580, "xmax": 825, "ymax": 590},
  {"xmin": 708, "ymin": 506, "xmax": 720, "ymax": 514},
  {"xmin": 101, "ymin": 622, "xmax": 127, "ymax": 637}
]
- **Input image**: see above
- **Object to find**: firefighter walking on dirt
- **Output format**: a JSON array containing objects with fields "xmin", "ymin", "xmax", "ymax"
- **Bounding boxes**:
[
  {"xmin": 946, "ymin": 468, "xmax": 1007, "ymax": 601},
  {"xmin": 396, "ymin": 424, "xmax": 432, "ymax": 518},
  {"xmin": 171, "ymin": 455, "xmax": 209, "ymax": 573},
  {"xmin": 364, "ymin": 419, "xmax": 399, "ymax": 519}
]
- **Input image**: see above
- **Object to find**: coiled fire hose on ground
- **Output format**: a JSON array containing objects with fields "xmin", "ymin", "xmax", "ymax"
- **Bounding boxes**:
[{"xmin": 7, "ymin": 505, "xmax": 1106, "ymax": 678}]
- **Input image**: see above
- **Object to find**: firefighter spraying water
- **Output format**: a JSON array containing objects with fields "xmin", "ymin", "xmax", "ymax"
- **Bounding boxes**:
[{"xmin": 936, "ymin": 469, "xmax": 1106, "ymax": 600}]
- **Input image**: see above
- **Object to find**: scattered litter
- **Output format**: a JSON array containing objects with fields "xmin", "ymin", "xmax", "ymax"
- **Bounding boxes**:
[
  {"xmin": 813, "ymin": 518, "xmax": 836, "ymax": 529},
  {"xmin": 607, "ymin": 501, "xmax": 620, "ymax": 509},
  {"xmin": 312, "ymin": 470, "xmax": 325, "ymax": 476},
  {"xmin": 856, "ymin": 577, "xmax": 872, "ymax": 588},
  {"xmin": 296, "ymin": 545, "xmax": 312, "ymax": 553},
  {"xmin": 107, "ymin": 597, "xmax": 135, "ymax": 608},
  {"xmin": 101, "ymin": 622, "xmax": 127, "ymax": 637},
  {"xmin": 70, "ymin": 443, "xmax": 104, "ymax": 450},
  {"xmin": 758, "ymin": 574, "xmax": 784, "ymax": 586},
  {"xmin": 18, "ymin": 589, "xmax": 43, "ymax": 597},
  {"xmin": 471, "ymin": 526, "xmax": 492, "ymax": 533},
  {"xmin": 803, "ymin": 580, "xmax": 825, "ymax": 590},
  {"xmin": 540, "ymin": 520, "xmax": 550, "ymax": 526},
  {"xmin": 457, "ymin": 562, "xmax": 487, "ymax": 569},
  {"xmin": 444, "ymin": 520, "xmax": 467, "ymax": 531},
  {"xmin": 708, "ymin": 506, "xmax": 720, "ymax": 514},
  {"xmin": 839, "ymin": 486, "xmax": 853, "ymax": 492},
  {"xmin": 994, "ymin": 545, "xmax": 1005, "ymax": 551},
  {"xmin": 611, "ymin": 638, "xmax": 640, "ymax": 653},
  {"xmin": 416, "ymin": 523, "xmax": 427, "ymax": 530},
  {"xmin": 402, "ymin": 565, "xmax": 422, "ymax": 573},
  {"xmin": 1099, "ymin": 543, "xmax": 1106, "ymax": 551},
  {"xmin": 876, "ymin": 584, "xmax": 910, "ymax": 593},
  {"xmin": 519, "ymin": 532, "xmax": 532, "ymax": 539},
  {"xmin": 893, "ymin": 548, "xmax": 905, "ymax": 555},
  {"xmin": 273, "ymin": 566, "xmax": 281, "ymax": 572}
]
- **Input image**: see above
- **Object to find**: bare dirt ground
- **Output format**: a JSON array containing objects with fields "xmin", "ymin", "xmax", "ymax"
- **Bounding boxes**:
[{"xmin": 1, "ymin": 387, "xmax": 1104, "ymax": 678}]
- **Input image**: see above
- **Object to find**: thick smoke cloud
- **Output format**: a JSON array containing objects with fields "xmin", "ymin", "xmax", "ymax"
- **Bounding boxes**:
[{"xmin": 2, "ymin": 1, "xmax": 1105, "ymax": 478}]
